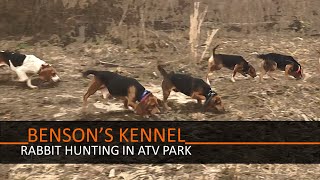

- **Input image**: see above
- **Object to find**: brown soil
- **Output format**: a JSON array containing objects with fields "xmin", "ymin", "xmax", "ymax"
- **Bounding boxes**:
[
  {"xmin": 1, "ymin": 35, "xmax": 320, "ymax": 121},
  {"xmin": 1, "ymin": 34, "xmax": 320, "ymax": 179}
]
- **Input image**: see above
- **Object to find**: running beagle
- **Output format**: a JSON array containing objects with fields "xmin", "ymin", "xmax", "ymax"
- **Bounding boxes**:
[
  {"xmin": 206, "ymin": 45, "xmax": 257, "ymax": 84},
  {"xmin": 0, "ymin": 51, "xmax": 60, "ymax": 88}
]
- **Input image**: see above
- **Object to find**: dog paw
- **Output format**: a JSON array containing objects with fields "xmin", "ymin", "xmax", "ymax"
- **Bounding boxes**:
[
  {"xmin": 164, "ymin": 105, "xmax": 172, "ymax": 111},
  {"xmin": 231, "ymin": 78, "xmax": 236, "ymax": 82},
  {"xmin": 16, "ymin": 79, "xmax": 27, "ymax": 82},
  {"xmin": 29, "ymin": 85, "xmax": 39, "ymax": 89}
]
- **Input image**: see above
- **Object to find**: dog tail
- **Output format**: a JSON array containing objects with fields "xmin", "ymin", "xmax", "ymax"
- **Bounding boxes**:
[
  {"xmin": 8, "ymin": 60, "xmax": 17, "ymax": 71},
  {"xmin": 82, "ymin": 70, "xmax": 98, "ymax": 78},
  {"xmin": 212, "ymin": 44, "xmax": 220, "ymax": 56},
  {"xmin": 256, "ymin": 54, "xmax": 269, "ymax": 60},
  {"xmin": 157, "ymin": 65, "xmax": 169, "ymax": 78}
]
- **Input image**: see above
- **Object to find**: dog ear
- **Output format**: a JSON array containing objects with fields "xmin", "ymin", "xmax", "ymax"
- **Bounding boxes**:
[
  {"xmin": 41, "ymin": 64, "xmax": 50, "ymax": 68},
  {"xmin": 204, "ymin": 96, "xmax": 213, "ymax": 108},
  {"xmin": 135, "ymin": 102, "xmax": 146, "ymax": 115},
  {"xmin": 156, "ymin": 98, "xmax": 163, "ymax": 106}
]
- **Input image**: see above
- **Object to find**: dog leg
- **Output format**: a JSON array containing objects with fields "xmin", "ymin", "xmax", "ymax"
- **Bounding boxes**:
[
  {"xmin": 127, "ymin": 100, "xmax": 138, "ymax": 110},
  {"xmin": 127, "ymin": 86, "xmax": 138, "ymax": 111},
  {"xmin": 123, "ymin": 98, "xmax": 129, "ymax": 109},
  {"xmin": 231, "ymin": 70, "xmax": 237, "ymax": 82},
  {"xmin": 191, "ymin": 93, "xmax": 206, "ymax": 103},
  {"xmin": 267, "ymin": 72, "xmax": 277, "ymax": 80},
  {"xmin": 15, "ymin": 69, "xmax": 29, "ymax": 82},
  {"xmin": 231, "ymin": 64, "xmax": 242, "ymax": 82},
  {"xmin": 231, "ymin": 75, "xmax": 236, "ymax": 82},
  {"xmin": 197, "ymin": 99, "xmax": 202, "ymax": 104},
  {"xmin": 285, "ymin": 64, "xmax": 293, "ymax": 80},
  {"xmin": 259, "ymin": 64, "xmax": 267, "ymax": 82},
  {"xmin": 163, "ymin": 89, "xmax": 172, "ymax": 110},
  {"xmin": 259, "ymin": 70, "xmax": 267, "ymax": 82},
  {"xmin": 8, "ymin": 60, "xmax": 27, "ymax": 81},
  {"xmin": 161, "ymin": 79, "xmax": 174, "ymax": 111},
  {"xmin": 100, "ymin": 88, "xmax": 110, "ymax": 99},
  {"xmin": 83, "ymin": 77, "xmax": 103, "ymax": 109},
  {"xmin": 26, "ymin": 78, "xmax": 38, "ymax": 89}
]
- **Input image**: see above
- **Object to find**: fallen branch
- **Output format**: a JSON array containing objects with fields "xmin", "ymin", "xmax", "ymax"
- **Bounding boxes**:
[
  {"xmin": 317, "ymin": 49, "xmax": 320, "ymax": 72},
  {"xmin": 146, "ymin": 29, "xmax": 178, "ymax": 51},
  {"xmin": 99, "ymin": 60, "xmax": 145, "ymax": 68},
  {"xmin": 118, "ymin": 1, "xmax": 131, "ymax": 26},
  {"xmin": 200, "ymin": 29, "xmax": 219, "ymax": 62}
]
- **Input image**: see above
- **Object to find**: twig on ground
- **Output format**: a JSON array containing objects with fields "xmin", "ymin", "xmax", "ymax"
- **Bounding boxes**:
[{"xmin": 99, "ymin": 60, "xmax": 145, "ymax": 68}]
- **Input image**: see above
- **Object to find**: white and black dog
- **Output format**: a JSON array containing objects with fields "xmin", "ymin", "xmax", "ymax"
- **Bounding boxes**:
[{"xmin": 0, "ymin": 51, "xmax": 60, "ymax": 88}]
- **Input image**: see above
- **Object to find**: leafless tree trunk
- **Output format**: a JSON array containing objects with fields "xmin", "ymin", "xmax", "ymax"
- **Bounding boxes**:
[
  {"xmin": 140, "ymin": 2, "xmax": 146, "ymax": 47},
  {"xmin": 189, "ymin": 2, "xmax": 208, "ymax": 62},
  {"xmin": 118, "ymin": 1, "xmax": 131, "ymax": 26}
]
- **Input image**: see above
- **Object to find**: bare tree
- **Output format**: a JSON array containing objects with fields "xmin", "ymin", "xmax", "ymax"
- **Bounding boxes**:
[
  {"xmin": 118, "ymin": 0, "xmax": 132, "ymax": 26},
  {"xmin": 189, "ymin": 2, "xmax": 208, "ymax": 62},
  {"xmin": 139, "ymin": 0, "xmax": 147, "ymax": 48}
]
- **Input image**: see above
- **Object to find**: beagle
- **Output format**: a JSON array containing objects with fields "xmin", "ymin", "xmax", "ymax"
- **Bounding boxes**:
[
  {"xmin": 157, "ymin": 65, "xmax": 225, "ymax": 113},
  {"xmin": 257, "ymin": 53, "xmax": 303, "ymax": 81},
  {"xmin": 206, "ymin": 45, "xmax": 257, "ymax": 84},
  {"xmin": 0, "ymin": 51, "xmax": 60, "ymax": 88},
  {"xmin": 82, "ymin": 70, "xmax": 161, "ymax": 116}
]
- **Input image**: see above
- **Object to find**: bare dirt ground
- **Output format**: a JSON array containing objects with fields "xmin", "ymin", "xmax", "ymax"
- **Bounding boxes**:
[{"xmin": 1, "ymin": 35, "xmax": 320, "ymax": 179}]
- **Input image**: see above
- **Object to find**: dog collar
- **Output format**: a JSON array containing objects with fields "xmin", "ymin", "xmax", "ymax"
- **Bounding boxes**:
[
  {"xmin": 139, "ymin": 90, "xmax": 151, "ymax": 102},
  {"xmin": 204, "ymin": 89, "xmax": 217, "ymax": 106}
]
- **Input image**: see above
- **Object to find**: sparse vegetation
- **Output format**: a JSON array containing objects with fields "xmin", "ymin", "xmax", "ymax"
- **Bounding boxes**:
[{"xmin": 1, "ymin": 0, "xmax": 320, "ymax": 179}]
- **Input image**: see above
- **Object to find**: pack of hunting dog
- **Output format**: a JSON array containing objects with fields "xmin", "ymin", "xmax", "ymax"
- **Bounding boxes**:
[{"xmin": 1, "ymin": 0, "xmax": 320, "ymax": 179}]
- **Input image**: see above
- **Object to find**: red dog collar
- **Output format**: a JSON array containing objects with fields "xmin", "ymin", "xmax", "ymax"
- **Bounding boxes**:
[{"xmin": 140, "ymin": 90, "xmax": 151, "ymax": 102}]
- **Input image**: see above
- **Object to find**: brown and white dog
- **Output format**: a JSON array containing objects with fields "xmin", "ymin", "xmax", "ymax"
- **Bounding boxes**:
[
  {"xmin": 82, "ymin": 70, "xmax": 161, "ymax": 116},
  {"xmin": 0, "ymin": 51, "xmax": 60, "ymax": 88},
  {"xmin": 206, "ymin": 45, "xmax": 257, "ymax": 84}
]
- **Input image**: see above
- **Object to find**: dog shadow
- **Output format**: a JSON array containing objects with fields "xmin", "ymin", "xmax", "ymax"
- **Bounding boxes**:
[
  {"xmin": 168, "ymin": 101, "xmax": 203, "ymax": 113},
  {"xmin": 0, "ymin": 76, "xmax": 59, "ymax": 89},
  {"xmin": 79, "ymin": 109, "xmax": 154, "ymax": 121},
  {"xmin": 165, "ymin": 101, "xmax": 227, "ymax": 115}
]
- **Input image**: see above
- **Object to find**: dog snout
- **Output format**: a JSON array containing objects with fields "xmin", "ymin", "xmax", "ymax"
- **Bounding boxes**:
[
  {"xmin": 151, "ymin": 107, "xmax": 161, "ymax": 115},
  {"xmin": 216, "ymin": 105, "xmax": 225, "ymax": 113},
  {"xmin": 51, "ymin": 75, "xmax": 60, "ymax": 82}
]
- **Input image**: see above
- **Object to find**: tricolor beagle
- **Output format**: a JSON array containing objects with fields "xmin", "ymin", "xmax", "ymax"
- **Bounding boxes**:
[
  {"xmin": 82, "ymin": 70, "xmax": 161, "ymax": 116},
  {"xmin": 157, "ymin": 65, "xmax": 225, "ymax": 113},
  {"xmin": 0, "ymin": 51, "xmax": 60, "ymax": 88},
  {"xmin": 206, "ymin": 45, "xmax": 257, "ymax": 84},
  {"xmin": 257, "ymin": 53, "xmax": 303, "ymax": 81}
]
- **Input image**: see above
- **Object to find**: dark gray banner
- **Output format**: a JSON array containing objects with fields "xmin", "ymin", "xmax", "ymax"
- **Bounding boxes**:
[{"xmin": 1, "ymin": 121, "xmax": 320, "ymax": 164}]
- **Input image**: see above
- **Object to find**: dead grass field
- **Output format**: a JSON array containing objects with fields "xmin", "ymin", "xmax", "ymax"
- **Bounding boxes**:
[{"xmin": 1, "ymin": 34, "xmax": 320, "ymax": 179}]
